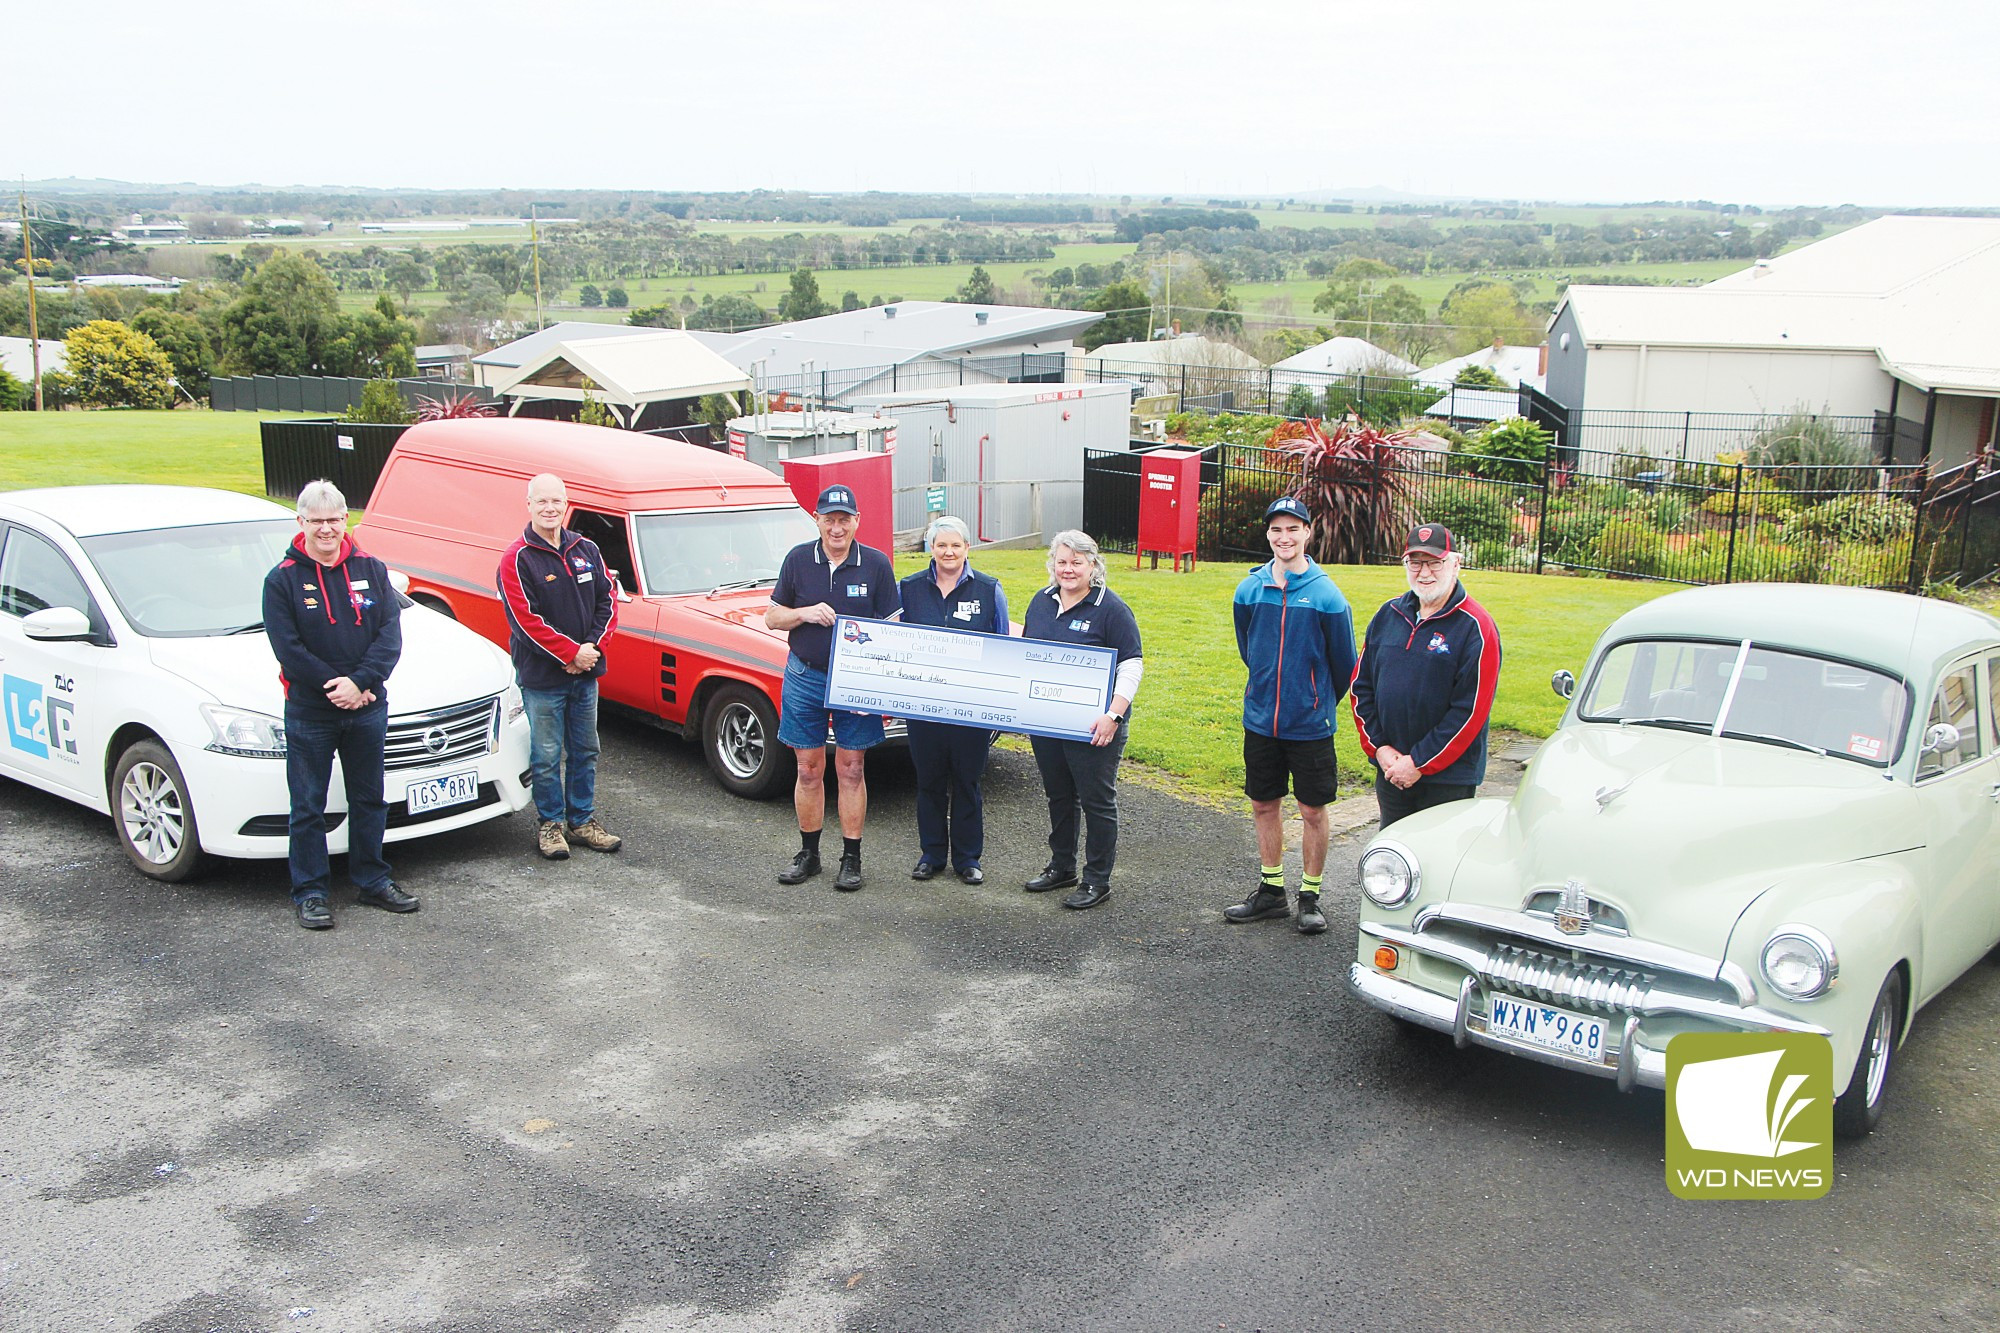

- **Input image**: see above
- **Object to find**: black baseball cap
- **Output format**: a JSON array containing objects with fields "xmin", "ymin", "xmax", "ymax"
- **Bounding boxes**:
[
  {"xmin": 1265, "ymin": 496, "xmax": 1312, "ymax": 524},
  {"xmin": 815, "ymin": 485, "xmax": 859, "ymax": 515},
  {"xmin": 1404, "ymin": 522, "xmax": 1456, "ymax": 558}
]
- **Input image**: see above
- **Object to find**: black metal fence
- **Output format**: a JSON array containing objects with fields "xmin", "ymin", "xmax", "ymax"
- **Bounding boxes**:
[
  {"xmin": 261, "ymin": 419, "xmax": 412, "ymax": 503},
  {"xmin": 1084, "ymin": 438, "xmax": 1995, "ymax": 591},
  {"xmin": 212, "ymin": 375, "xmax": 499, "ymax": 415}
]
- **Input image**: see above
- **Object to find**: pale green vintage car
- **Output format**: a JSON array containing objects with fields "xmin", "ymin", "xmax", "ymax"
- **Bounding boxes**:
[{"xmin": 1350, "ymin": 583, "xmax": 2000, "ymax": 1137}]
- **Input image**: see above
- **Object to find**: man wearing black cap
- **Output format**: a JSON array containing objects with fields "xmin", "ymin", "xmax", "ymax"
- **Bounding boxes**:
[
  {"xmin": 1350, "ymin": 522, "xmax": 1501, "ymax": 829},
  {"xmin": 766, "ymin": 484, "xmax": 901, "ymax": 890},
  {"xmin": 1223, "ymin": 496, "xmax": 1356, "ymax": 934}
]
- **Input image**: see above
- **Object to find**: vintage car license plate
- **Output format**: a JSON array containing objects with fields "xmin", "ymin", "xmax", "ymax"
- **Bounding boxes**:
[
  {"xmin": 406, "ymin": 768, "xmax": 479, "ymax": 815},
  {"xmin": 1487, "ymin": 994, "xmax": 1608, "ymax": 1061}
]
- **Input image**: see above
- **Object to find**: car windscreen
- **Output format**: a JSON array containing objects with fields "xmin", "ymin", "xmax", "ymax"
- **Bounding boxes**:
[
  {"xmin": 80, "ymin": 518, "xmax": 298, "ymax": 637},
  {"xmin": 633, "ymin": 507, "xmax": 817, "ymax": 597},
  {"xmin": 1577, "ymin": 637, "xmax": 1908, "ymax": 766}
]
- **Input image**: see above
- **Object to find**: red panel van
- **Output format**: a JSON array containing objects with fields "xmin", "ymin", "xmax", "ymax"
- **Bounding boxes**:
[{"xmin": 355, "ymin": 418, "xmax": 817, "ymax": 797}]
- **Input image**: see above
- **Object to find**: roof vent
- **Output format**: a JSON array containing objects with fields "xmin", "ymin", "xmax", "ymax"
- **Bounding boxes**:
[
  {"xmin": 884, "ymin": 305, "xmax": 897, "ymax": 319},
  {"xmin": 976, "ymin": 310, "xmax": 989, "ymax": 325}
]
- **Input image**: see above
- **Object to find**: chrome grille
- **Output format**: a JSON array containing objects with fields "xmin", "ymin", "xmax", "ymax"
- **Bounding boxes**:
[
  {"xmin": 1481, "ymin": 943, "xmax": 1656, "ymax": 1016},
  {"xmin": 384, "ymin": 697, "xmax": 497, "ymax": 772}
]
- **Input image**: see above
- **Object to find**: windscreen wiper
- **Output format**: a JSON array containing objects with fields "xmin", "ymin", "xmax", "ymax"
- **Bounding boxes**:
[
  {"xmin": 708, "ymin": 576, "xmax": 778, "ymax": 596},
  {"xmin": 226, "ymin": 621, "xmax": 265, "ymax": 635},
  {"xmin": 1619, "ymin": 716, "xmax": 1710, "ymax": 734},
  {"xmin": 1717, "ymin": 728, "xmax": 1825, "ymax": 756}
]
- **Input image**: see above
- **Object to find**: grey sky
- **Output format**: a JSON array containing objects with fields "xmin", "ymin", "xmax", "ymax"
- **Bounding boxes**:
[{"xmin": 13, "ymin": 0, "xmax": 1999, "ymax": 207}]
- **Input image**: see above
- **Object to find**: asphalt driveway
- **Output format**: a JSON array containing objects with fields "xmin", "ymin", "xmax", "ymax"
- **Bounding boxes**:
[{"xmin": 3, "ymin": 719, "xmax": 1997, "ymax": 1331}]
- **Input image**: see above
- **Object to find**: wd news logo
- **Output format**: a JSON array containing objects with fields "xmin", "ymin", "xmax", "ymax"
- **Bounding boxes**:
[{"xmin": 1666, "ymin": 1033, "xmax": 1833, "ymax": 1200}]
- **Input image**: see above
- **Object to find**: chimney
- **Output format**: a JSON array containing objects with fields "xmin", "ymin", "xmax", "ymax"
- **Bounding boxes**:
[
  {"xmin": 1492, "ymin": 336, "xmax": 1503, "ymax": 351},
  {"xmin": 975, "ymin": 311, "xmax": 989, "ymax": 325},
  {"xmin": 1538, "ymin": 342, "xmax": 1549, "ymax": 377},
  {"xmin": 885, "ymin": 305, "xmax": 897, "ymax": 319}
]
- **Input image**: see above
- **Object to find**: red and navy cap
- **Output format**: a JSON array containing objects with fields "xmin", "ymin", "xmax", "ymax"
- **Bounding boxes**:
[{"xmin": 1403, "ymin": 523, "xmax": 1455, "ymax": 558}]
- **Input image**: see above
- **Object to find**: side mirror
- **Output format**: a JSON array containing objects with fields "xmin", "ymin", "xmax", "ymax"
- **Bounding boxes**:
[
  {"xmin": 388, "ymin": 569, "xmax": 412, "ymax": 596},
  {"xmin": 1551, "ymin": 669, "xmax": 1575, "ymax": 700},
  {"xmin": 1922, "ymin": 721, "xmax": 1962, "ymax": 755},
  {"xmin": 22, "ymin": 606, "xmax": 95, "ymax": 642}
]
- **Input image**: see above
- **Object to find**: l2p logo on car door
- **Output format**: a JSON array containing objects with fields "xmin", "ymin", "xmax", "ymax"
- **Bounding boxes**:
[{"xmin": 5, "ymin": 674, "xmax": 79, "ymax": 762}]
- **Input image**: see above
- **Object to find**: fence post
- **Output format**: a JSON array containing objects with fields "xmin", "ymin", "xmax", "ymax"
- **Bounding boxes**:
[
  {"xmin": 1682, "ymin": 412, "xmax": 1692, "ymax": 462},
  {"xmin": 1265, "ymin": 368, "xmax": 1273, "ymax": 413},
  {"xmin": 1906, "ymin": 470, "xmax": 1930, "ymax": 591},
  {"xmin": 1724, "ymin": 463, "xmax": 1745, "ymax": 584},
  {"xmin": 1535, "ymin": 457, "xmax": 1551, "ymax": 576},
  {"xmin": 1180, "ymin": 363, "xmax": 1189, "ymax": 404}
]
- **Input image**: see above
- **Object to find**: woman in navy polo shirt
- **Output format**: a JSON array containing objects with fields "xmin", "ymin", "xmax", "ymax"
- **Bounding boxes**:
[
  {"xmin": 898, "ymin": 516, "xmax": 1010, "ymax": 886},
  {"xmin": 1020, "ymin": 529, "xmax": 1143, "ymax": 912}
]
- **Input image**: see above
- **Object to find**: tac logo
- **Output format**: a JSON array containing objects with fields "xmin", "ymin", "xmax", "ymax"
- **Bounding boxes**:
[
  {"xmin": 840, "ymin": 621, "xmax": 872, "ymax": 646},
  {"xmin": 1666, "ymin": 1033, "xmax": 1834, "ymax": 1200},
  {"xmin": 4, "ymin": 674, "xmax": 79, "ymax": 763},
  {"xmin": 1068, "ymin": 619, "xmax": 1091, "ymax": 633},
  {"xmin": 1426, "ymin": 632, "xmax": 1450, "ymax": 653}
]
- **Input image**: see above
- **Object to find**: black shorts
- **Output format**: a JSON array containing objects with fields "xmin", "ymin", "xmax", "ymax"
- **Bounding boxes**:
[{"xmin": 1243, "ymin": 730, "xmax": 1337, "ymax": 808}]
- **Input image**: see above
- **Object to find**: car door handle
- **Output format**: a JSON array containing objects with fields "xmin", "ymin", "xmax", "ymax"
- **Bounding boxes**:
[{"xmin": 1988, "ymin": 782, "xmax": 2000, "ymax": 802}]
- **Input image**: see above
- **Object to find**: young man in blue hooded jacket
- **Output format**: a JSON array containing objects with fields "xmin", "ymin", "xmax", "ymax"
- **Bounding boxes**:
[{"xmin": 1223, "ymin": 497, "xmax": 1357, "ymax": 934}]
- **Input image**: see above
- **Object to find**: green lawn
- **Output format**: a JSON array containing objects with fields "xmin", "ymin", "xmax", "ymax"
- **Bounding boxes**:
[
  {"xmin": 0, "ymin": 408, "xmax": 286, "ymax": 497},
  {"xmin": 893, "ymin": 549, "xmax": 1670, "ymax": 803}
]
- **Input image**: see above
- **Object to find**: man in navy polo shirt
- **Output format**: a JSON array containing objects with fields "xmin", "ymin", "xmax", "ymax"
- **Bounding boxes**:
[{"xmin": 766, "ymin": 484, "xmax": 902, "ymax": 890}]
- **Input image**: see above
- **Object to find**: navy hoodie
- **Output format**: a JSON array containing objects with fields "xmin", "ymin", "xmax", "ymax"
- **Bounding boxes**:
[
  {"xmin": 1350, "ymin": 583, "xmax": 1500, "ymax": 786},
  {"xmin": 263, "ymin": 533, "xmax": 403, "ymax": 713},
  {"xmin": 497, "ymin": 524, "xmax": 618, "ymax": 691}
]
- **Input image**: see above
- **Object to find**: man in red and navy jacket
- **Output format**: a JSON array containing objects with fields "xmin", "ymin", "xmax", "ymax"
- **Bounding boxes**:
[
  {"xmin": 498, "ymin": 473, "xmax": 621, "ymax": 861},
  {"xmin": 1349, "ymin": 522, "xmax": 1501, "ymax": 830}
]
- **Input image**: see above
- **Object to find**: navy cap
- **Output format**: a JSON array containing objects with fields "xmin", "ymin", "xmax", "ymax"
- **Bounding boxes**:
[
  {"xmin": 815, "ymin": 485, "xmax": 859, "ymax": 515},
  {"xmin": 1265, "ymin": 496, "xmax": 1311, "ymax": 524},
  {"xmin": 1404, "ymin": 522, "xmax": 1456, "ymax": 558}
]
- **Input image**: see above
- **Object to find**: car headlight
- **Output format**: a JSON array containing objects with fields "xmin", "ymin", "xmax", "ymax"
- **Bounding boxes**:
[
  {"xmin": 1359, "ymin": 841, "xmax": 1420, "ymax": 908},
  {"xmin": 502, "ymin": 681, "xmax": 526, "ymax": 724},
  {"xmin": 200, "ymin": 703, "xmax": 287, "ymax": 758},
  {"xmin": 1760, "ymin": 925, "xmax": 1839, "ymax": 1000}
]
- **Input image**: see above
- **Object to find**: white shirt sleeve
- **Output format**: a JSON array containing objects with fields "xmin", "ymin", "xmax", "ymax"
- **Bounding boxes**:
[{"xmin": 1113, "ymin": 655, "xmax": 1144, "ymax": 706}]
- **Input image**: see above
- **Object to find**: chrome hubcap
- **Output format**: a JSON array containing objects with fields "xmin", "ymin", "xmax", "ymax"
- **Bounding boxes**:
[
  {"xmin": 119, "ymin": 762, "xmax": 185, "ymax": 865},
  {"xmin": 1863, "ymin": 988, "xmax": 1894, "ymax": 1105},
  {"xmin": 717, "ymin": 703, "xmax": 765, "ymax": 780}
]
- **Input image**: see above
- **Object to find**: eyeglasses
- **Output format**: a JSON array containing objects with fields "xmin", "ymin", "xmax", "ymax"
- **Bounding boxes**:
[
  {"xmin": 302, "ymin": 516, "xmax": 347, "ymax": 528},
  {"xmin": 1402, "ymin": 556, "xmax": 1445, "ymax": 571}
]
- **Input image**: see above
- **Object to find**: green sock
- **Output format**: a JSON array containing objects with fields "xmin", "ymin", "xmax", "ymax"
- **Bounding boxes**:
[
  {"xmin": 1261, "ymin": 864, "xmax": 1284, "ymax": 889},
  {"xmin": 1300, "ymin": 873, "xmax": 1323, "ymax": 899}
]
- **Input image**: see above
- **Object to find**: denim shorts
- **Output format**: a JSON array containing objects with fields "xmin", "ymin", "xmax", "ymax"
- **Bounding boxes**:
[{"xmin": 776, "ymin": 656, "xmax": 886, "ymax": 751}]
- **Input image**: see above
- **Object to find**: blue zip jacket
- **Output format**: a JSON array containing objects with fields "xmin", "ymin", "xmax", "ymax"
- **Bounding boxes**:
[
  {"xmin": 1350, "ymin": 583, "xmax": 1501, "ymax": 786},
  {"xmin": 262, "ymin": 532, "xmax": 403, "ymax": 714},
  {"xmin": 898, "ymin": 562, "xmax": 1009, "ymax": 636},
  {"xmin": 1233, "ymin": 557, "xmax": 1356, "ymax": 740}
]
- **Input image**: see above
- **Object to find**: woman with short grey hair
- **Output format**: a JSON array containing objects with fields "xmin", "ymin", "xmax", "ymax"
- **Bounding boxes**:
[
  {"xmin": 898, "ymin": 515, "xmax": 1010, "ymax": 884},
  {"xmin": 1019, "ymin": 529, "xmax": 1144, "ymax": 911}
]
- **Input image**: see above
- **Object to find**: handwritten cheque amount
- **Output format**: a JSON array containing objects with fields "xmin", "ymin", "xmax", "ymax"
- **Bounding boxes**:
[{"xmin": 825, "ymin": 617, "xmax": 1117, "ymax": 743}]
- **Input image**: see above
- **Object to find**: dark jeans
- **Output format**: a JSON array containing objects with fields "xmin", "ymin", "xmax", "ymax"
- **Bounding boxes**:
[
  {"xmin": 523, "ymin": 678, "xmax": 601, "ymax": 825},
  {"xmin": 907, "ymin": 720, "xmax": 992, "ymax": 870},
  {"xmin": 285, "ymin": 700, "xmax": 391, "ymax": 904},
  {"xmin": 1030, "ymin": 720, "xmax": 1128, "ymax": 888},
  {"xmin": 1374, "ymin": 774, "xmax": 1477, "ymax": 830}
]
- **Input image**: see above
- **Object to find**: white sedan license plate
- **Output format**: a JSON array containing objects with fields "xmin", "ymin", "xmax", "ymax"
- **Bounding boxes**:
[
  {"xmin": 406, "ymin": 768, "xmax": 479, "ymax": 815},
  {"xmin": 1487, "ymin": 994, "xmax": 1608, "ymax": 1061}
]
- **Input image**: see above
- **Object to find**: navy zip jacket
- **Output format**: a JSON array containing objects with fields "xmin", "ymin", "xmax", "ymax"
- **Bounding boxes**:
[
  {"xmin": 1350, "ymin": 583, "xmax": 1501, "ymax": 786},
  {"xmin": 498, "ymin": 525, "xmax": 619, "ymax": 692},
  {"xmin": 898, "ymin": 562, "xmax": 1009, "ymax": 636},
  {"xmin": 1233, "ymin": 557, "xmax": 1356, "ymax": 740},
  {"xmin": 262, "ymin": 533, "xmax": 402, "ymax": 713}
]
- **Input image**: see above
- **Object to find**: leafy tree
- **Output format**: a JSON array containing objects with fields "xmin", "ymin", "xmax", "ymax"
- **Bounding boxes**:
[
  {"xmin": 130, "ymin": 308, "xmax": 216, "ymax": 402},
  {"xmin": 348, "ymin": 378, "xmax": 413, "ymax": 424},
  {"xmin": 840, "ymin": 290, "xmax": 861, "ymax": 312},
  {"xmin": 384, "ymin": 258, "xmax": 432, "ymax": 312},
  {"xmin": 0, "ymin": 365, "xmax": 27, "ymax": 410},
  {"xmin": 577, "ymin": 378, "xmax": 615, "ymax": 427},
  {"xmin": 221, "ymin": 252, "xmax": 345, "ymax": 375},
  {"xmin": 1045, "ymin": 266, "xmax": 1074, "ymax": 290},
  {"xmin": 1438, "ymin": 281, "xmax": 1542, "ymax": 356},
  {"xmin": 321, "ymin": 297, "xmax": 418, "ymax": 378},
  {"xmin": 579, "ymin": 283, "xmax": 603, "ymax": 308},
  {"xmin": 1081, "ymin": 280, "xmax": 1150, "ymax": 350},
  {"xmin": 778, "ymin": 269, "xmax": 829, "ymax": 322},
  {"xmin": 1453, "ymin": 364, "xmax": 1508, "ymax": 389},
  {"xmin": 63, "ymin": 320, "xmax": 176, "ymax": 409},
  {"xmin": 605, "ymin": 287, "xmax": 628, "ymax": 308},
  {"xmin": 956, "ymin": 266, "xmax": 998, "ymax": 304},
  {"xmin": 686, "ymin": 293, "xmax": 767, "ymax": 331}
]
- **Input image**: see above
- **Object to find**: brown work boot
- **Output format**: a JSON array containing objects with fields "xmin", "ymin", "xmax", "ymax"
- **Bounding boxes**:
[
  {"xmin": 567, "ymin": 817, "xmax": 622, "ymax": 854},
  {"xmin": 537, "ymin": 819, "xmax": 571, "ymax": 860}
]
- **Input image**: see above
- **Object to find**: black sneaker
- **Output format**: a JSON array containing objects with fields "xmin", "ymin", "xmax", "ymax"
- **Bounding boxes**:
[
  {"xmin": 835, "ymin": 852, "xmax": 864, "ymax": 892},
  {"xmin": 1223, "ymin": 885, "xmax": 1289, "ymax": 923},
  {"xmin": 1023, "ymin": 865, "xmax": 1078, "ymax": 893},
  {"xmin": 1296, "ymin": 892, "xmax": 1327, "ymax": 935},
  {"xmin": 778, "ymin": 849, "xmax": 821, "ymax": 884}
]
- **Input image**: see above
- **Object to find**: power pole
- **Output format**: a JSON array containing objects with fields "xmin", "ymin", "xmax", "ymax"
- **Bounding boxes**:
[
  {"xmin": 530, "ymin": 202, "xmax": 544, "ymax": 331},
  {"xmin": 19, "ymin": 186, "xmax": 42, "ymax": 411}
]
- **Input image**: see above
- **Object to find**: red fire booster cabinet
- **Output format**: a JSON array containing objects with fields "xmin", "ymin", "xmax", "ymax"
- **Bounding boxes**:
[
  {"xmin": 1136, "ymin": 448, "xmax": 1200, "ymax": 572},
  {"xmin": 782, "ymin": 451, "xmax": 895, "ymax": 557}
]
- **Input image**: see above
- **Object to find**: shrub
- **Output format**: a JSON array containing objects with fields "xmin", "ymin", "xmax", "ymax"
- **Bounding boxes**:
[
  {"xmin": 1471, "ymin": 539, "xmax": 1533, "ymax": 572},
  {"xmin": 1166, "ymin": 411, "xmax": 1284, "ymax": 450},
  {"xmin": 348, "ymin": 378, "xmax": 412, "ymax": 424},
  {"xmin": 1325, "ymin": 376, "xmax": 1436, "ymax": 427},
  {"xmin": 1414, "ymin": 478, "xmax": 1517, "ymax": 546},
  {"xmin": 1453, "ymin": 364, "xmax": 1508, "ymax": 389},
  {"xmin": 1590, "ymin": 517, "xmax": 1670, "ymax": 577},
  {"xmin": 1782, "ymin": 494, "xmax": 1916, "ymax": 545},
  {"xmin": 1648, "ymin": 488, "xmax": 1703, "ymax": 534},
  {"xmin": 0, "ymin": 366, "xmax": 25, "ymax": 411},
  {"xmin": 1281, "ymin": 383, "xmax": 1319, "ymax": 418},
  {"xmin": 1460, "ymin": 416, "xmax": 1550, "ymax": 485},
  {"xmin": 1265, "ymin": 418, "xmax": 1428, "ymax": 565},
  {"xmin": 415, "ymin": 392, "xmax": 497, "ymax": 421},
  {"xmin": 1746, "ymin": 410, "xmax": 1870, "ymax": 494},
  {"xmin": 1701, "ymin": 475, "xmax": 1796, "ymax": 519},
  {"xmin": 62, "ymin": 319, "xmax": 176, "ymax": 409}
]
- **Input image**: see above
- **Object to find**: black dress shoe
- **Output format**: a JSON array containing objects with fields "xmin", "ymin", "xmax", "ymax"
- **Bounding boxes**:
[
  {"xmin": 835, "ymin": 853, "xmax": 864, "ymax": 892},
  {"xmin": 357, "ymin": 881, "xmax": 420, "ymax": 913},
  {"xmin": 955, "ymin": 865, "xmax": 985, "ymax": 885},
  {"xmin": 910, "ymin": 860, "xmax": 943, "ymax": 881},
  {"xmin": 1023, "ymin": 866, "xmax": 1078, "ymax": 893},
  {"xmin": 296, "ymin": 896, "xmax": 333, "ymax": 930},
  {"xmin": 1061, "ymin": 883, "xmax": 1111, "ymax": 911},
  {"xmin": 778, "ymin": 850, "xmax": 822, "ymax": 884}
]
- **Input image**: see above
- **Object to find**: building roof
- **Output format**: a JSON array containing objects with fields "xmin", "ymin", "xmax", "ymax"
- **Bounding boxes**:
[
  {"xmin": 686, "ymin": 330, "xmax": 938, "ymax": 380},
  {"xmin": 751, "ymin": 301, "xmax": 1101, "ymax": 356},
  {"xmin": 415, "ymin": 343, "xmax": 473, "ymax": 362},
  {"xmin": 0, "ymin": 336, "xmax": 66, "ymax": 381},
  {"xmin": 1084, "ymin": 335, "xmax": 1266, "ymax": 374},
  {"xmin": 1555, "ymin": 216, "xmax": 2000, "ymax": 395},
  {"xmin": 1421, "ymin": 386, "xmax": 1520, "ymax": 423},
  {"xmin": 1270, "ymin": 336, "xmax": 1416, "ymax": 378},
  {"xmin": 472, "ymin": 321, "xmax": 659, "ymax": 370},
  {"xmin": 1415, "ymin": 343, "xmax": 1545, "ymax": 390},
  {"xmin": 489, "ymin": 330, "xmax": 753, "ymax": 404}
]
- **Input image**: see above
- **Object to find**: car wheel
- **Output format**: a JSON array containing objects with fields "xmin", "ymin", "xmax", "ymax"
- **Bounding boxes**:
[
  {"xmin": 1832, "ymin": 970, "xmax": 1903, "ymax": 1139},
  {"xmin": 111, "ymin": 739, "xmax": 205, "ymax": 882},
  {"xmin": 411, "ymin": 593, "xmax": 456, "ymax": 621},
  {"xmin": 701, "ymin": 683, "xmax": 793, "ymax": 799}
]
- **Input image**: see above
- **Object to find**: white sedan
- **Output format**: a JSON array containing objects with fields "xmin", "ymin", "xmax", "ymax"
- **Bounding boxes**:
[{"xmin": 0, "ymin": 485, "xmax": 532, "ymax": 881}]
